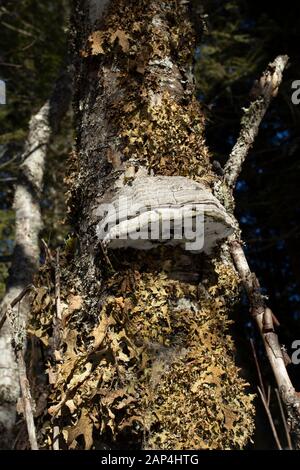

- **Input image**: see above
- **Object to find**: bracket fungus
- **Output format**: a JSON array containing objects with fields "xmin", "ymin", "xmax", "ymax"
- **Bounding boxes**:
[{"xmin": 96, "ymin": 175, "xmax": 236, "ymax": 253}]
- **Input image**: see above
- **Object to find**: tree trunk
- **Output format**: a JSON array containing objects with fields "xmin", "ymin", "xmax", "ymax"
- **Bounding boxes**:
[
  {"xmin": 31, "ymin": 0, "xmax": 254, "ymax": 450},
  {"xmin": 0, "ymin": 71, "xmax": 71, "ymax": 448}
]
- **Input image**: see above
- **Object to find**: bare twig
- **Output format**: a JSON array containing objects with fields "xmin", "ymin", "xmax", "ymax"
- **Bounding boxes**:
[
  {"xmin": 230, "ymin": 240, "xmax": 293, "ymax": 392},
  {"xmin": 1, "ymin": 20, "xmax": 34, "ymax": 37},
  {"xmin": 5, "ymin": 292, "xmax": 38, "ymax": 450},
  {"xmin": 267, "ymin": 385, "xmax": 271, "ymax": 409},
  {"xmin": 275, "ymin": 388, "xmax": 293, "ymax": 450},
  {"xmin": 41, "ymin": 238, "xmax": 54, "ymax": 263},
  {"xmin": 53, "ymin": 426, "xmax": 60, "ymax": 451},
  {"xmin": 0, "ymin": 177, "xmax": 17, "ymax": 183},
  {"xmin": 17, "ymin": 351, "xmax": 38, "ymax": 450},
  {"xmin": 224, "ymin": 55, "xmax": 289, "ymax": 189},
  {"xmin": 230, "ymin": 239, "xmax": 300, "ymax": 446},
  {"xmin": 53, "ymin": 248, "xmax": 62, "ymax": 352},
  {"xmin": 98, "ymin": 240, "xmax": 114, "ymax": 271},
  {"xmin": 0, "ymin": 155, "xmax": 19, "ymax": 170},
  {"xmin": 220, "ymin": 54, "xmax": 300, "ymax": 443},
  {"xmin": 250, "ymin": 338, "xmax": 267, "ymax": 400},
  {"xmin": 258, "ymin": 386, "xmax": 282, "ymax": 450},
  {"xmin": 0, "ymin": 284, "xmax": 34, "ymax": 332}
]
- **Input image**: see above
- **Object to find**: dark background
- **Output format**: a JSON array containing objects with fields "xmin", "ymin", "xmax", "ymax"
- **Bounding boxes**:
[{"xmin": 197, "ymin": 0, "xmax": 300, "ymax": 448}]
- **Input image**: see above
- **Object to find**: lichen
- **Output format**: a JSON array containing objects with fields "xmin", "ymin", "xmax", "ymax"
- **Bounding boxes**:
[
  {"xmin": 121, "ymin": 93, "xmax": 214, "ymax": 185},
  {"xmin": 29, "ymin": 246, "xmax": 254, "ymax": 450},
  {"xmin": 27, "ymin": 0, "xmax": 255, "ymax": 451}
]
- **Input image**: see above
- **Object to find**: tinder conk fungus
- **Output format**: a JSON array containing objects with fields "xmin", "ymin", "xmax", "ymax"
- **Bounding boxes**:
[{"xmin": 96, "ymin": 175, "xmax": 236, "ymax": 253}]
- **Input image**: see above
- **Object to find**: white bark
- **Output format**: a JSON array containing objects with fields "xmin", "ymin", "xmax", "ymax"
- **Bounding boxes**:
[
  {"xmin": 0, "ymin": 102, "xmax": 50, "ymax": 444},
  {"xmin": 0, "ymin": 73, "xmax": 71, "ymax": 447},
  {"xmin": 224, "ymin": 55, "xmax": 289, "ymax": 189},
  {"xmin": 88, "ymin": 0, "xmax": 110, "ymax": 23}
]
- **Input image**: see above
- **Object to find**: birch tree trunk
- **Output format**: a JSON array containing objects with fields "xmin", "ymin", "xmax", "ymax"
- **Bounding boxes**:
[
  {"xmin": 0, "ymin": 72, "xmax": 71, "ymax": 449},
  {"xmin": 31, "ymin": 0, "xmax": 255, "ymax": 450}
]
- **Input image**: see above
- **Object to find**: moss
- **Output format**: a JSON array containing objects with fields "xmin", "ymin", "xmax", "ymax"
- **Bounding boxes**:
[
  {"xmin": 121, "ymin": 93, "xmax": 214, "ymax": 185},
  {"xmin": 30, "ymin": 246, "xmax": 254, "ymax": 449}
]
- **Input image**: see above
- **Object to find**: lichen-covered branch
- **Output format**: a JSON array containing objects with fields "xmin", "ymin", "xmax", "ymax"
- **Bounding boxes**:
[
  {"xmin": 224, "ymin": 55, "xmax": 289, "ymax": 189},
  {"xmin": 0, "ymin": 71, "xmax": 71, "ymax": 448},
  {"xmin": 230, "ymin": 240, "xmax": 300, "ymax": 448},
  {"xmin": 221, "ymin": 53, "xmax": 300, "ymax": 448}
]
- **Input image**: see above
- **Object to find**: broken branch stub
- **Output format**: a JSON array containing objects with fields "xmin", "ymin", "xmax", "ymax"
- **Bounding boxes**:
[{"xmin": 96, "ymin": 175, "xmax": 236, "ymax": 253}]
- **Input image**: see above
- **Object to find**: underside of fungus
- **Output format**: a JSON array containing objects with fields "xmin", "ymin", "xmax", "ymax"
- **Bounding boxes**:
[{"xmin": 96, "ymin": 175, "xmax": 236, "ymax": 253}]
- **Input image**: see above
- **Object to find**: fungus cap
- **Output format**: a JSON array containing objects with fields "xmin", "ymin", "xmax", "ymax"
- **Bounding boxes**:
[{"xmin": 96, "ymin": 175, "xmax": 236, "ymax": 253}]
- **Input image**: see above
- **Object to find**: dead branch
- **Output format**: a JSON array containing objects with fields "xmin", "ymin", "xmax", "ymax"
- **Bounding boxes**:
[
  {"xmin": 275, "ymin": 388, "xmax": 293, "ymax": 450},
  {"xmin": 224, "ymin": 55, "xmax": 289, "ymax": 189},
  {"xmin": 250, "ymin": 338, "xmax": 267, "ymax": 400},
  {"xmin": 53, "ymin": 248, "xmax": 62, "ymax": 352},
  {"xmin": 0, "ymin": 284, "xmax": 34, "ymax": 332},
  {"xmin": 257, "ymin": 386, "xmax": 282, "ymax": 450},
  {"xmin": 230, "ymin": 239, "xmax": 300, "ymax": 447},
  {"xmin": 221, "ymin": 53, "xmax": 300, "ymax": 447},
  {"xmin": 17, "ymin": 351, "xmax": 38, "ymax": 450},
  {"xmin": 5, "ymin": 292, "xmax": 39, "ymax": 449}
]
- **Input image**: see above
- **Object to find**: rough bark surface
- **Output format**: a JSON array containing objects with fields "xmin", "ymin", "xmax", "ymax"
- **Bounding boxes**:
[{"xmin": 30, "ymin": 0, "xmax": 255, "ymax": 450}]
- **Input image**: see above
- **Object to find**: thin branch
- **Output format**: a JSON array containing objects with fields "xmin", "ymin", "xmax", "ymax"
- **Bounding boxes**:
[
  {"xmin": 1, "ymin": 20, "xmax": 34, "ymax": 37},
  {"xmin": 0, "ymin": 154, "xmax": 20, "ymax": 170},
  {"xmin": 230, "ymin": 240, "xmax": 293, "ymax": 392},
  {"xmin": 230, "ymin": 238, "xmax": 300, "ymax": 446},
  {"xmin": 257, "ymin": 386, "xmax": 282, "ymax": 450},
  {"xmin": 224, "ymin": 55, "xmax": 289, "ymax": 189},
  {"xmin": 250, "ymin": 338, "xmax": 267, "ymax": 400},
  {"xmin": 53, "ymin": 248, "xmax": 62, "ymax": 352},
  {"xmin": 53, "ymin": 426, "xmax": 60, "ymax": 451},
  {"xmin": 5, "ymin": 294, "xmax": 38, "ymax": 450},
  {"xmin": 41, "ymin": 238, "xmax": 54, "ymax": 263},
  {"xmin": 275, "ymin": 388, "xmax": 293, "ymax": 450},
  {"xmin": 0, "ymin": 284, "xmax": 34, "ymax": 332},
  {"xmin": 17, "ymin": 351, "xmax": 38, "ymax": 450},
  {"xmin": 0, "ymin": 61, "xmax": 22, "ymax": 68},
  {"xmin": 221, "ymin": 54, "xmax": 300, "ymax": 448},
  {"xmin": 0, "ymin": 177, "xmax": 17, "ymax": 183},
  {"xmin": 267, "ymin": 384, "xmax": 271, "ymax": 409}
]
